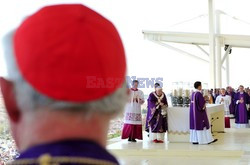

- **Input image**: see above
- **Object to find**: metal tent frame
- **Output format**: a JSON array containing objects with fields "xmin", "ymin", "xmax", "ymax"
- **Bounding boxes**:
[{"xmin": 143, "ymin": 0, "xmax": 250, "ymax": 88}]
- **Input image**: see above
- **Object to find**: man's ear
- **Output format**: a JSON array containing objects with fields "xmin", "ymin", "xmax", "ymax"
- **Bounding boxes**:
[{"xmin": 0, "ymin": 77, "xmax": 21, "ymax": 123}]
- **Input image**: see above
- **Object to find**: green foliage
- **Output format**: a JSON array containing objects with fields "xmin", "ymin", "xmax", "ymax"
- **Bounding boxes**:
[{"xmin": 107, "ymin": 131, "xmax": 121, "ymax": 139}]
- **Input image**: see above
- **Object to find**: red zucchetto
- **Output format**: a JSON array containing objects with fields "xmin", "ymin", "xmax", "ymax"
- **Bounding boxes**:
[{"xmin": 13, "ymin": 4, "xmax": 126, "ymax": 102}]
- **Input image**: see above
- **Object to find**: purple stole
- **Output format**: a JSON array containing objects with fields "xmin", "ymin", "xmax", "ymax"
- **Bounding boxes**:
[{"xmin": 192, "ymin": 92, "xmax": 198, "ymax": 130}]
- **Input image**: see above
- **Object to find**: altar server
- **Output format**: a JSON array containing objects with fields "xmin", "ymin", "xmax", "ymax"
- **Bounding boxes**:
[
  {"xmin": 190, "ymin": 81, "xmax": 217, "ymax": 145},
  {"xmin": 215, "ymin": 88, "xmax": 232, "ymax": 128},
  {"xmin": 146, "ymin": 86, "xmax": 168, "ymax": 143},
  {"xmin": 215, "ymin": 88, "xmax": 232, "ymax": 117},
  {"xmin": 122, "ymin": 80, "xmax": 144, "ymax": 142},
  {"xmin": 235, "ymin": 85, "xmax": 250, "ymax": 128}
]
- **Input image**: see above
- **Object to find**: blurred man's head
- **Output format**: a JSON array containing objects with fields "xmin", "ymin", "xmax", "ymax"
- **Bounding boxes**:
[
  {"xmin": 0, "ymin": 4, "xmax": 127, "ymax": 151},
  {"xmin": 155, "ymin": 87, "xmax": 163, "ymax": 96},
  {"xmin": 220, "ymin": 88, "xmax": 226, "ymax": 95},
  {"xmin": 248, "ymin": 90, "xmax": 250, "ymax": 96},
  {"xmin": 194, "ymin": 81, "xmax": 202, "ymax": 91},
  {"xmin": 226, "ymin": 86, "xmax": 231, "ymax": 92},
  {"xmin": 215, "ymin": 88, "xmax": 220, "ymax": 94},
  {"xmin": 154, "ymin": 83, "xmax": 160, "ymax": 91},
  {"xmin": 132, "ymin": 80, "xmax": 139, "ymax": 89},
  {"xmin": 239, "ymin": 85, "xmax": 244, "ymax": 92}
]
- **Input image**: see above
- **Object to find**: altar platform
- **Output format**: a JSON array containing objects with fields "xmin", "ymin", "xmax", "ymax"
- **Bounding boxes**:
[
  {"xmin": 107, "ymin": 127, "xmax": 250, "ymax": 165},
  {"xmin": 167, "ymin": 104, "xmax": 225, "ymax": 142}
]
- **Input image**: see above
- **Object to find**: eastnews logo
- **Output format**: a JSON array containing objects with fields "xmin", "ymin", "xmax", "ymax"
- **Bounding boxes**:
[
  {"xmin": 126, "ymin": 76, "xmax": 163, "ymax": 88},
  {"xmin": 86, "ymin": 76, "xmax": 163, "ymax": 88}
]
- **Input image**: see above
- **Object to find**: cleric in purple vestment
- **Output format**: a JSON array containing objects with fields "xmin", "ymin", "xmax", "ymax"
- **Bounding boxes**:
[
  {"xmin": 189, "ymin": 81, "xmax": 217, "ymax": 145},
  {"xmin": 234, "ymin": 85, "xmax": 250, "ymax": 128},
  {"xmin": 226, "ymin": 86, "xmax": 236, "ymax": 117},
  {"xmin": 146, "ymin": 86, "xmax": 168, "ymax": 143},
  {"xmin": 145, "ymin": 83, "xmax": 160, "ymax": 133},
  {"xmin": 0, "ymin": 4, "xmax": 127, "ymax": 165}
]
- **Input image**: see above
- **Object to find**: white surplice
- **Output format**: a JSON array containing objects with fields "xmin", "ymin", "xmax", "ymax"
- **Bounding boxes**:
[
  {"xmin": 123, "ymin": 89, "xmax": 144, "ymax": 125},
  {"xmin": 215, "ymin": 95, "xmax": 231, "ymax": 117}
]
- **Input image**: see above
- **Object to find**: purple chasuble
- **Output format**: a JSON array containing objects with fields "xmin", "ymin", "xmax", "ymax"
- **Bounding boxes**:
[
  {"xmin": 14, "ymin": 139, "xmax": 119, "ymax": 165},
  {"xmin": 145, "ymin": 92, "xmax": 168, "ymax": 133},
  {"xmin": 190, "ymin": 91, "xmax": 210, "ymax": 130},
  {"xmin": 226, "ymin": 91, "xmax": 236, "ymax": 115},
  {"xmin": 235, "ymin": 92, "xmax": 249, "ymax": 124}
]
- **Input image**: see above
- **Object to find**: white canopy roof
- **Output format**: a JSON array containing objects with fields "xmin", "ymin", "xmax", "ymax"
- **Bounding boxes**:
[{"xmin": 143, "ymin": 31, "xmax": 250, "ymax": 48}]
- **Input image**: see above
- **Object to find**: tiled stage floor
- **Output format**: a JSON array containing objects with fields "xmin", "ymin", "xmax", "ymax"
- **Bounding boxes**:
[{"xmin": 107, "ymin": 127, "xmax": 250, "ymax": 165}]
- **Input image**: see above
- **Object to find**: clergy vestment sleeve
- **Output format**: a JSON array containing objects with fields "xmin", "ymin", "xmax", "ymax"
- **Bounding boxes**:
[
  {"xmin": 235, "ymin": 94, "xmax": 240, "ymax": 104},
  {"xmin": 215, "ymin": 96, "xmax": 221, "ymax": 104},
  {"xmin": 148, "ymin": 93, "xmax": 156, "ymax": 103},
  {"xmin": 247, "ymin": 94, "xmax": 250, "ymax": 104},
  {"xmin": 147, "ymin": 93, "xmax": 157, "ymax": 114},
  {"xmin": 227, "ymin": 96, "xmax": 231, "ymax": 105},
  {"xmin": 139, "ymin": 91, "xmax": 145, "ymax": 101},
  {"xmin": 196, "ymin": 92, "xmax": 206, "ymax": 111}
]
